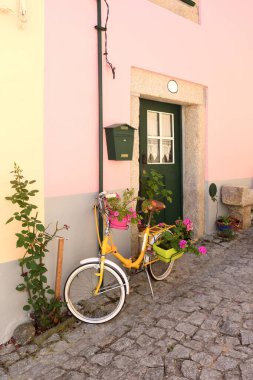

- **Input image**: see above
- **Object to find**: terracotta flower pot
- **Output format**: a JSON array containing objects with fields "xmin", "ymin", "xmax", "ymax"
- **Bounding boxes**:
[
  {"xmin": 216, "ymin": 220, "xmax": 235, "ymax": 238},
  {"xmin": 216, "ymin": 220, "xmax": 233, "ymax": 232}
]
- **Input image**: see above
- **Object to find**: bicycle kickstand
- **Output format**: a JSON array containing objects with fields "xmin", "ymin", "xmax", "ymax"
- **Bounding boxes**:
[{"xmin": 144, "ymin": 266, "xmax": 154, "ymax": 299}]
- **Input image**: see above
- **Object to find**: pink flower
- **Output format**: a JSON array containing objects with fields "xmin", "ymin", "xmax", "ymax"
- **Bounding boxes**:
[
  {"xmin": 132, "ymin": 211, "xmax": 137, "ymax": 218},
  {"xmin": 138, "ymin": 220, "xmax": 142, "ymax": 225},
  {"xmin": 186, "ymin": 222, "xmax": 193, "ymax": 231},
  {"xmin": 113, "ymin": 211, "xmax": 119, "ymax": 217},
  {"xmin": 198, "ymin": 246, "xmax": 207, "ymax": 255},
  {"xmin": 179, "ymin": 240, "xmax": 187, "ymax": 249},
  {"xmin": 158, "ymin": 223, "xmax": 165, "ymax": 226},
  {"xmin": 129, "ymin": 207, "xmax": 134, "ymax": 213},
  {"xmin": 116, "ymin": 193, "xmax": 120, "ymax": 199},
  {"xmin": 183, "ymin": 218, "xmax": 193, "ymax": 231}
]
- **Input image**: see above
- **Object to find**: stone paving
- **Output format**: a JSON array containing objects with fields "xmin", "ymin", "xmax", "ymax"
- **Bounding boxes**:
[{"xmin": 1, "ymin": 227, "xmax": 253, "ymax": 379}]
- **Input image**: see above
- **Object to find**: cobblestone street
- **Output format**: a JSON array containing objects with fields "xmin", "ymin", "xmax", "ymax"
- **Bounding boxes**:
[{"xmin": 1, "ymin": 228, "xmax": 253, "ymax": 379}]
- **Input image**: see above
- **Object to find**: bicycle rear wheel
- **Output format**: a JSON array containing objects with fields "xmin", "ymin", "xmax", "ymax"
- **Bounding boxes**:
[
  {"xmin": 147, "ymin": 257, "xmax": 174, "ymax": 281},
  {"xmin": 64, "ymin": 262, "xmax": 126, "ymax": 323},
  {"xmin": 147, "ymin": 229, "xmax": 175, "ymax": 280}
]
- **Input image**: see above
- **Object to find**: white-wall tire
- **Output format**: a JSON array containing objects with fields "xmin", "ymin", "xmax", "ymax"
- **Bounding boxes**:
[
  {"xmin": 64, "ymin": 262, "xmax": 126, "ymax": 323},
  {"xmin": 148, "ymin": 230, "xmax": 175, "ymax": 281}
]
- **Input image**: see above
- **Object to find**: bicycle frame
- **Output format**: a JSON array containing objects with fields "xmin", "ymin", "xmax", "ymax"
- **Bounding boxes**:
[{"xmin": 93, "ymin": 196, "xmax": 174, "ymax": 295}]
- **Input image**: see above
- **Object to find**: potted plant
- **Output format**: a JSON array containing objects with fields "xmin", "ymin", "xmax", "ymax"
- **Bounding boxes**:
[
  {"xmin": 209, "ymin": 183, "xmax": 240, "ymax": 238},
  {"xmin": 105, "ymin": 188, "xmax": 142, "ymax": 230},
  {"xmin": 216, "ymin": 215, "xmax": 241, "ymax": 238},
  {"xmin": 138, "ymin": 169, "xmax": 173, "ymax": 228},
  {"xmin": 153, "ymin": 218, "xmax": 207, "ymax": 262},
  {"xmin": 216, "ymin": 215, "xmax": 232, "ymax": 227},
  {"xmin": 216, "ymin": 216, "xmax": 233, "ymax": 238},
  {"xmin": 140, "ymin": 169, "xmax": 172, "ymax": 203}
]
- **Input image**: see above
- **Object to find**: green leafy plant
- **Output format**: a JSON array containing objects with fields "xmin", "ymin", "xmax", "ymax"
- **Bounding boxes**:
[
  {"xmin": 217, "ymin": 215, "xmax": 232, "ymax": 226},
  {"xmin": 105, "ymin": 188, "xmax": 142, "ymax": 225},
  {"xmin": 209, "ymin": 183, "xmax": 218, "ymax": 203},
  {"xmin": 156, "ymin": 219, "xmax": 207, "ymax": 255},
  {"xmin": 208, "ymin": 183, "xmax": 240, "ymax": 238},
  {"xmin": 139, "ymin": 169, "xmax": 172, "ymax": 225},
  {"xmin": 6, "ymin": 164, "xmax": 68, "ymax": 331},
  {"xmin": 208, "ymin": 182, "xmax": 220, "ymax": 221},
  {"xmin": 216, "ymin": 215, "xmax": 241, "ymax": 240},
  {"xmin": 141, "ymin": 169, "xmax": 172, "ymax": 203}
]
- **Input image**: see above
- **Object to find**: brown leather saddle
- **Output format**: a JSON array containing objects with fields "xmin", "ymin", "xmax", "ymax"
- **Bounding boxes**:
[{"xmin": 146, "ymin": 199, "xmax": 166, "ymax": 212}]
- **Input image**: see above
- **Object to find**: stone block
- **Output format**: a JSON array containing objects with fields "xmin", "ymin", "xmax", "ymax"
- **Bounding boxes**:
[
  {"xmin": 200, "ymin": 368, "xmax": 223, "ymax": 380},
  {"xmin": 90, "ymin": 353, "xmax": 114, "ymax": 366},
  {"xmin": 175, "ymin": 322, "xmax": 198, "ymax": 337},
  {"xmin": 228, "ymin": 205, "xmax": 251, "ymax": 229},
  {"xmin": 241, "ymin": 330, "xmax": 253, "ymax": 346},
  {"xmin": 240, "ymin": 358, "xmax": 253, "ymax": 380},
  {"xmin": 181, "ymin": 360, "xmax": 199, "ymax": 380},
  {"xmin": 214, "ymin": 355, "xmax": 239, "ymax": 371},
  {"xmin": 221, "ymin": 186, "xmax": 253, "ymax": 229},
  {"xmin": 222, "ymin": 186, "xmax": 253, "ymax": 207},
  {"xmin": 110, "ymin": 337, "xmax": 134, "ymax": 352},
  {"xmin": 12, "ymin": 322, "xmax": 35, "ymax": 346},
  {"xmin": 167, "ymin": 344, "xmax": 192, "ymax": 359}
]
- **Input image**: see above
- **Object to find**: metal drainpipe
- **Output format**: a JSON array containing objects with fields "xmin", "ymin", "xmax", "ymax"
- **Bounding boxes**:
[{"xmin": 96, "ymin": 0, "xmax": 104, "ymax": 243}]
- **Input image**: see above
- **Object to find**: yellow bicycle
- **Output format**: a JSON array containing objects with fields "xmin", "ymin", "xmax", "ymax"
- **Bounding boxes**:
[{"xmin": 64, "ymin": 192, "xmax": 180, "ymax": 323}]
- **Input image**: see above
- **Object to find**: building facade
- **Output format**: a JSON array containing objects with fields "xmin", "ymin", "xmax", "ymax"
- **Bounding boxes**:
[{"xmin": 1, "ymin": 0, "xmax": 253, "ymax": 343}]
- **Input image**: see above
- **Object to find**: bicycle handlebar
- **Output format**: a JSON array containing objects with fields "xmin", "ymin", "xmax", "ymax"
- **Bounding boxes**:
[
  {"xmin": 97, "ymin": 192, "xmax": 117, "ymax": 219},
  {"xmin": 98, "ymin": 191, "xmax": 117, "ymax": 199}
]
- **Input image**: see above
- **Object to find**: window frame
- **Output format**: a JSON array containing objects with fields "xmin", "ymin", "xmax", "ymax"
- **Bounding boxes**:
[{"xmin": 147, "ymin": 110, "xmax": 175, "ymax": 165}]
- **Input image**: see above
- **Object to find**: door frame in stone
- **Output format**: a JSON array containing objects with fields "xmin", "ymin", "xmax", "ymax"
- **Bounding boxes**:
[{"xmin": 130, "ymin": 67, "xmax": 206, "ymax": 241}]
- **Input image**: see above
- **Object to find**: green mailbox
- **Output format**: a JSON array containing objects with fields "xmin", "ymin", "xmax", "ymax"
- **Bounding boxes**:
[{"xmin": 105, "ymin": 124, "xmax": 136, "ymax": 161}]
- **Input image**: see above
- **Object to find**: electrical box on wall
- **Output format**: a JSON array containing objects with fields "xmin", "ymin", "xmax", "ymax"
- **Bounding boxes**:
[{"xmin": 105, "ymin": 124, "xmax": 136, "ymax": 161}]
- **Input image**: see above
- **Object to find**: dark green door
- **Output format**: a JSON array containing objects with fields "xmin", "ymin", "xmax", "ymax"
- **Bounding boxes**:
[{"xmin": 139, "ymin": 99, "xmax": 182, "ymax": 223}]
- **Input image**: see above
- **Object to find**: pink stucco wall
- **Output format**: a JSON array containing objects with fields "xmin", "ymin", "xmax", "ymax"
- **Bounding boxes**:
[{"xmin": 45, "ymin": 0, "xmax": 253, "ymax": 197}]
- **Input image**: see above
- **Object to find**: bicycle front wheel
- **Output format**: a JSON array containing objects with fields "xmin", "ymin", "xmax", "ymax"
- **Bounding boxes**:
[
  {"xmin": 147, "ymin": 257, "xmax": 174, "ymax": 281},
  {"xmin": 64, "ymin": 262, "xmax": 126, "ymax": 323}
]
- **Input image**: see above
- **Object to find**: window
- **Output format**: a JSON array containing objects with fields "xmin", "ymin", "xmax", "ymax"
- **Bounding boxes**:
[
  {"xmin": 180, "ymin": 0, "xmax": 195, "ymax": 6},
  {"xmin": 148, "ymin": 0, "xmax": 200, "ymax": 23},
  {"xmin": 147, "ymin": 111, "xmax": 174, "ymax": 164}
]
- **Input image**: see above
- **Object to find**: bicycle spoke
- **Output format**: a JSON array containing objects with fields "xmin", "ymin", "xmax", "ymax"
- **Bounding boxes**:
[{"xmin": 98, "ymin": 283, "xmax": 125, "ymax": 294}]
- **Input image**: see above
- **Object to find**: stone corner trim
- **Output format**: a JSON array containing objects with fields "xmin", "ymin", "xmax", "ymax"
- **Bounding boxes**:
[{"xmin": 147, "ymin": 0, "xmax": 200, "ymax": 24}]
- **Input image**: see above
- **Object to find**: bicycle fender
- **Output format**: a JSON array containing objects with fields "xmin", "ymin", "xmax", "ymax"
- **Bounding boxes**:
[{"xmin": 79, "ymin": 257, "xmax": 130, "ymax": 295}]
